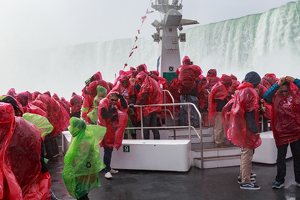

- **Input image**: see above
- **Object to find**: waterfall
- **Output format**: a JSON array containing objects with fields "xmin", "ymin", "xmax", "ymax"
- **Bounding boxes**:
[{"xmin": 1, "ymin": 1, "xmax": 299, "ymax": 99}]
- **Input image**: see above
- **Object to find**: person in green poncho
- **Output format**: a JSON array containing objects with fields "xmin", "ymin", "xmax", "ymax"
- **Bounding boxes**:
[
  {"xmin": 62, "ymin": 117, "xmax": 106, "ymax": 200},
  {"xmin": 87, "ymin": 86, "xmax": 107, "ymax": 124}
]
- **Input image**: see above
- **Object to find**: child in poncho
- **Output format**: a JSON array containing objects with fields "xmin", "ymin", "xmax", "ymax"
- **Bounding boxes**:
[{"xmin": 62, "ymin": 117, "xmax": 106, "ymax": 200}]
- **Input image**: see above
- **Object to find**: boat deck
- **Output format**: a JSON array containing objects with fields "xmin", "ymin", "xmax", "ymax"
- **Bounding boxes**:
[{"xmin": 49, "ymin": 134, "xmax": 300, "ymax": 200}]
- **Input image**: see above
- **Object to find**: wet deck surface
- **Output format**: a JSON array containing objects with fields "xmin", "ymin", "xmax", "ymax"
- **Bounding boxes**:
[{"xmin": 49, "ymin": 134, "xmax": 300, "ymax": 200}]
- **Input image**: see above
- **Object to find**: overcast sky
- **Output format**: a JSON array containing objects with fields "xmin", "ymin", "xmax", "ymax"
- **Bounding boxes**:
[{"xmin": 0, "ymin": 0, "xmax": 295, "ymax": 50}]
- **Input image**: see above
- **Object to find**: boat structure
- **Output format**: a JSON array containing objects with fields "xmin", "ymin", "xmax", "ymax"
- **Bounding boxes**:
[{"xmin": 62, "ymin": 0, "xmax": 292, "ymax": 172}]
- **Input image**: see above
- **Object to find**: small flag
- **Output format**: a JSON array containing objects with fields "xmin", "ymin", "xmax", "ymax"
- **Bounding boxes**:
[
  {"xmin": 135, "ymin": 36, "xmax": 138, "ymax": 41},
  {"xmin": 146, "ymin": 9, "xmax": 154, "ymax": 14},
  {"xmin": 132, "ymin": 46, "xmax": 138, "ymax": 50},
  {"xmin": 138, "ymin": 30, "xmax": 140, "ymax": 34},
  {"xmin": 129, "ymin": 51, "xmax": 134, "ymax": 57}
]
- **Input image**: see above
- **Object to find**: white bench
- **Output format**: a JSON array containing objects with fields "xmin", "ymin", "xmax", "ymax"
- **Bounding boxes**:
[
  {"xmin": 62, "ymin": 131, "xmax": 191, "ymax": 172},
  {"xmin": 252, "ymin": 131, "xmax": 292, "ymax": 164}
]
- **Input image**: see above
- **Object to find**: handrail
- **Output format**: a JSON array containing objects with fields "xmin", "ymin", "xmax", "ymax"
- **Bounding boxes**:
[{"xmin": 126, "ymin": 102, "xmax": 204, "ymax": 169}]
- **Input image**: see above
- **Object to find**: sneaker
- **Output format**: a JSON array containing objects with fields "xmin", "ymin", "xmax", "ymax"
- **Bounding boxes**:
[
  {"xmin": 272, "ymin": 182, "xmax": 284, "ymax": 189},
  {"xmin": 110, "ymin": 169, "xmax": 119, "ymax": 174},
  {"xmin": 297, "ymin": 182, "xmax": 300, "ymax": 187},
  {"xmin": 105, "ymin": 172, "xmax": 113, "ymax": 179},
  {"xmin": 240, "ymin": 183, "xmax": 261, "ymax": 190},
  {"xmin": 238, "ymin": 177, "xmax": 256, "ymax": 184}
]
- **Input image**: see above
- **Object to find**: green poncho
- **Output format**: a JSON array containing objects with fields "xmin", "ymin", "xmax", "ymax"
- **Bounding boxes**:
[
  {"xmin": 22, "ymin": 113, "xmax": 53, "ymax": 137},
  {"xmin": 62, "ymin": 117, "xmax": 106, "ymax": 199},
  {"xmin": 87, "ymin": 86, "xmax": 107, "ymax": 124}
]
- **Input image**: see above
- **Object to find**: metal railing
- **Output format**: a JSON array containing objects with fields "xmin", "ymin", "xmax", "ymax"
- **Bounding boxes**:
[{"xmin": 125, "ymin": 102, "xmax": 204, "ymax": 169}]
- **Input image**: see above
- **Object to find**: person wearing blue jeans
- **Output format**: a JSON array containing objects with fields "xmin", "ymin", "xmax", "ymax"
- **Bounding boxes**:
[{"xmin": 179, "ymin": 94, "xmax": 200, "ymax": 127}]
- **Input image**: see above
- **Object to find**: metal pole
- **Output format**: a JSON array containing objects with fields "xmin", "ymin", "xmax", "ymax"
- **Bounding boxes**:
[
  {"xmin": 188, "ymin": 102, "xmax": 191, "ymax": 140},
  {"xmin": 140, "ymin": 107, "xmax": 144, "ymax": 139},
  {"xmin": 164, "ymin": 90, "xmax": 167, "ymax": 126}
]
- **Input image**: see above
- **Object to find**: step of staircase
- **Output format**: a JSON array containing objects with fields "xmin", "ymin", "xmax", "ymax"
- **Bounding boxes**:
[
  {"xmin": 192, "ymin": 142, "xmax": 241, "ymax": 169},
  {"xmin": 194, "ymin": 155, "xmax": 241, "ymax": 169}
]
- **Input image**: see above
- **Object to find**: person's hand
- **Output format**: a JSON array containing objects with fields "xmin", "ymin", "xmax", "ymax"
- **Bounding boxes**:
[
  {"xmin": 285, "ymin": 76, "xmax": 295, "ymax": 83},
  {"xmin": 278, "ymin": 77, "xmax": 287, "ymax": 86},
  {"xmin": 129, "ymin": 104, "xmax": 134, "ymax": 108},
  {"xmin": 111, "ymin": 115, "xmax": 118, "ymax": 122},
  {"xmin": 255, "ymin": 132, "xmax": 260, "ymax": 136}
]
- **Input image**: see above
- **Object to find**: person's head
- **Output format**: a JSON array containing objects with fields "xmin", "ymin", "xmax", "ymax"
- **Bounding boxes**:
[
  {"xmin": 244, "ymin": 71, "xmax": 261, "ymax": 88},
  {"xmin": 137, "ymin": 64, "xmax": 146, "ymax": 73},
  {"xmin": 0, "ymin": 96, "xmax": 23, "ymax": 116},
  {"xmin": 109, "ymin": 93, "xmax": 119, "ymax": 105},
  {"xmin": 119, "ymin": 75, "xmax": 130, "ymax": 88},
  {"xmin": 207, "ymin": 69, "xmax": 217, "ymax": 77},
  {"xmin": 136, "ymin": 71, "xmax": 148, "ymax": 85},
  {"xmin": 182, "ymin": 56, "xmax": 191, "ymax": 65},
  {"xmin": 220, "ymin": 74, "xmax": 232, "ymax": 88},
  {"xmin": 279, "ymin": 81, "xmax": 289, "ymax": 97}
]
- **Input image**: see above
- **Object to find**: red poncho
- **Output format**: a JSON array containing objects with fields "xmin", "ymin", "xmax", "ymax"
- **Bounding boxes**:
[
  {"xmin": 82, "ymin": 80, "xmax": 110, "ymax": 121},
  {"xmin": 70, "ymin": 93, "xmax": 83, "ymax": 116},
  {"xmin": 136, "ymin": 72, "xmax": 163, "ymax": 121},
  {"xmin": 204, "ymin": 69, "xmax": 220, "ymax": 91},
  {"xmin": 36, "ymin": 94, "xmax": 70, "ymax": 138},
  {"xmin": 256, "ymin": 84, "xmax": 272, "ymax": 119},
  {"xmin": 97, "ymin": 97, "xmax": 128, "ymax": 150},
  {"xmin": 176, "ymin": 56, "xmax": 202, "ymax": 95},
  {"xmin": 271, "ymin": 83, "xmax": 300, "ymax": 146},
  {"xmin": 168, "ymin": 78, "xmax": 181, "ymax": 113},
  {"xmin": 110, "ymin": 75, "xmax": 136, "ymax": 104},
  {"xmin": 260, "ymin": 73, "xmax": 278, "ymax": 89},
  {"xmin": 208, "ymin": 75, "xmax": 232, "ymax": 123},
  {"xmin": 224, "ymin": 82, "xmax": 261, "ymax": 149},
  {"xmin": 0, "ymin": 103, "xmax": 51, "ymax": 200}
]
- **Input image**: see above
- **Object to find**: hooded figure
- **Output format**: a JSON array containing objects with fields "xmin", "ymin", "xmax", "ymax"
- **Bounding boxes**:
[
  {"xmin": 263, "ymin": 76, "xmax": 300, "ymax": 188},
  {"xmin": 222, "ymin": 71, "xmax": 261, "ymax": 190},
  {"xmin": 176, "ymin": 56, "xmax": 202, "ymax": 127},
  {"xmin": 62, "ymin": 117, "xmax": 106, "ymax": 199},
  {"xmin": 98, "ymin": 92, "xmax": 128, "ymax": 179},
  {"xmin": 0, "ymin": 102, "xmax": 52, "ymax": 199},
  {"xmin": 260, "ymin": 73, "xmax": 278, "ymax": 89},
  {"xmin": 82, "ymin": 76, "xmax": 110, "ymax": 124},
  {"xmin": 70, "ymin": 92, "xmax": 83, "ymax": 118},
  {"xmin": 87, "ymin": 86, "xmax": 107, "ymax": 124},
  {"xmin": 204, "ymin": 69, "xmax": 220, "ymax": 91},
  {"xmin": 209, "ymin": 74, "xmax": 232, "ymax": 148},
  {"xmin": 111, "ymin": 75, "xmax": 137, "ymax": 138},
  {"xmin": 228, "ymin": 74, "xmax": 240, "ymax": 95},
  {"xmin": 17, "ymin": 92, "xmax": 47, "ymax": 118},
  {"xmin": 135, "ymin": 71, "xmax": 163, "ymax": 139}
]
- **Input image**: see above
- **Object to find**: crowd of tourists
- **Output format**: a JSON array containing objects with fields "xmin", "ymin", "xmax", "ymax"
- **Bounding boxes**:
[{"xmin": 1, "ymin": 55, "xmax": 300, "ymax": 199}]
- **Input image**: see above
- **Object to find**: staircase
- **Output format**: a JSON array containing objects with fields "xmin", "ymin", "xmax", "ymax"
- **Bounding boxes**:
[{"xmin": 168, "ymin": 127, "xmax": 241, "ymax": 169}]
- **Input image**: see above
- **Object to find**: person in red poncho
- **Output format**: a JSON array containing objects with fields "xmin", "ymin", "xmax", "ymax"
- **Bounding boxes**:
[
  {"xmin": 70, "ymin": 92, "xmax": 83, "ymax": 118},
  {"xmin": 263, "ymin": 76, "xmax": 300, "ymax": 189},
  {"xmin": 82, "ymin": 72, "xmax": 110, "ymax": 124},
  {"xmin": 228, "ymin": 74, "xmax": 240, "ymax": 95},
  {"xmin": 176, "ymin": 56, "xmax": 202, "ymax": 127},
  {"xmin": 222, "ymin": 71, "xmax": 261, "ymax": 190},
  {"xmin": 260, "ymin": 73, "xmax": 278, "ymax": 90},
  {"xmin": 135, "ymin": 71, "xmax": 163, "ymax": 139},
  {"xmin": 110, "ymin": 75, "xmax": 137, "ymax": 139},
  {"xmin": 204, "ymin": 69, "xmax": 220, "ymax": 91},
  {"xmin": 97, "ymin": 92, "xmax": 128, "ymax": 179},
  {"xmin": 0, "ymin": 101, "xmax": 54, "ymax": 200},
  {"xmin": 208, "ymin": 74, "xmax": 232, "ymax": 148}
]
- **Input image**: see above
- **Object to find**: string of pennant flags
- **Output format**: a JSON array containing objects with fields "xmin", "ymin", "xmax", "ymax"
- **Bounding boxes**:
[{"xmin": 124, "ymin": 0, "xmax": 154, "ymax": 69}]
